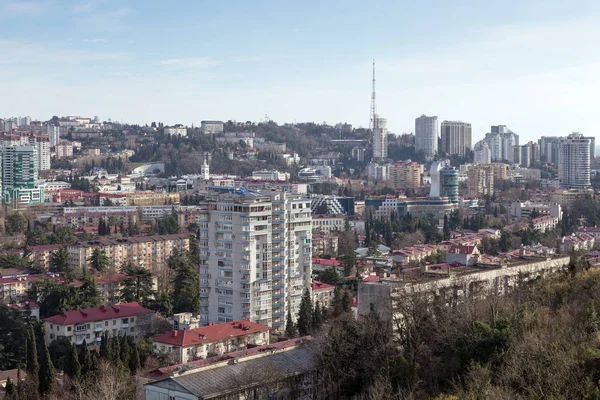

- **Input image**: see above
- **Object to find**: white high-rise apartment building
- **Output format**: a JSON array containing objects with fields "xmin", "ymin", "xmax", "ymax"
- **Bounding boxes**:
[
  {"xmin": 440, "ymin": 121, "xmax": 472, "ymax": 157},
  {"xmin": 474, "ymin": 140, "xmax": 491, "ymax": 164},
  {"xmin": 372, "ymin": 115, "xmax": 388, "ymax": 161},
  {"xmin": 484, "ymin": 126, "xmax": 519, "ymax": 162},
  {"xmin": 47, "ymin": 125, "xmax": 60, "ymax": 148},
  {"xmin": 197, "ymin": 190, "xmax": 312, "ymax": 333},
  {"xmin": 415, "ymin": 115, "xmax": 438, "ymax": 156},
  {"xmin": 559, "ymin": 133, "xmax": 591, "ymax": 188}
]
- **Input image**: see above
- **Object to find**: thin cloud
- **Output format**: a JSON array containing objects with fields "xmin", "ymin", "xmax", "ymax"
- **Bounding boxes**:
[
  {"xmin": 154, "ymin": 57, "xmax": 219, "ymax": 69},
  {"xmin": 0, "ymin": 0, "xmax": 50, "ymax": 15},
  {"xmin": 83, "ymin": 38, "xmax": 107, "ymax": 43}
]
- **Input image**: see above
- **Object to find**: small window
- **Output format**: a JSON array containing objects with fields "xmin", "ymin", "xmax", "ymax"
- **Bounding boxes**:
[
  {"xmin": 86, "ymin": 334, "xmax": 90, "ymax": 339},
  {"xmin": 105, "ymin": 321, "xmax": 108, "ymax": 327},
  {"xmin": 49, "ymin": 334, "xmax": 54, "ymax": 340},
  {"xmin": 113, "ymin": 320, "xmax": 116, "ymax": 325},
  {"xmin": 130, "ymin": 317, "xmax": 135, "ymax": 323},
  {"xmin": 130, "ymin": 327, "xmax": 134, "ymax": 333},
  {"xmin": 50, "ymin": 324, "xmax": 53, "ymax": 329},
  {"xmin": 67, "ymin": 327, "xmax": 72, "ymax": 332}
]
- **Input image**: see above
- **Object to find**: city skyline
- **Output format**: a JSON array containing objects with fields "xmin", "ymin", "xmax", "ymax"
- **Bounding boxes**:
[{"xmin": 1, "ymin": 1, "xmax": 600, "ymax": 141}]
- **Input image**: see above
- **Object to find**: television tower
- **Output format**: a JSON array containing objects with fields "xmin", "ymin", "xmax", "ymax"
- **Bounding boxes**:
[{"xmin": 369, "ymin": 59, "xmax": 377, "ymax": 132}]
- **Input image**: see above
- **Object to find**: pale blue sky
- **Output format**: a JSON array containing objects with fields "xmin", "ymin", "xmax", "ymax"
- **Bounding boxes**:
[{"xmin": 1, "ymin": 0, "xmax": 600, "ymax": 142}]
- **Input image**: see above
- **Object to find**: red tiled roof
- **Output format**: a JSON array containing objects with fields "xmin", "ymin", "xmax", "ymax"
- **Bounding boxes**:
[
  {"xmin": 151, "ymin": 320, "xmax": 271, "ymax": 347},
  {"xmin": 6, "ymin": 301, "xmax": 39, "ymax": 310},
  {"xmin": 44, "ymin": 302, "xmax": 152, "ymax": 325},
  {"xmin": 448, "ymin": 245, "xmax": 477, "ymax": 255},
  {"xmin": 312, "ymin": 258, "xmax": 341, "ymax": 267},
  {"xmin": 362, "ymin": 275, "xmax": 380, "ymax": 282},
  {"xmin": 311, "ymin": 280, "xmax": 335, "ymax": 291}
]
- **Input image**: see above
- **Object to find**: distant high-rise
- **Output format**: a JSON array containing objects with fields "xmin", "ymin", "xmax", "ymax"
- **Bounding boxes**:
[
  {"xmin": 484, "ymin": 126, "xmax": 519, "ymax": 162},
  {"xmin": 372, "ymin": 115, "xmax": 388, "ymax": 161},
  {"xmin": 474, "ymin": 140, "xmax": 491, "ymax": 164},
  {"xmin": 415, "ymin": 115, "xmax": 438, "ymax": 156},
  {"xmin": 0, "ymin": 145, "xmax": 43, "ymax": 207},
  {"xmin": 512, "ymin": 145, "xmax": 531, "ymax": 168},
  {"xmin": 429, "ymin": 161, "xmax": 458, "ymax": 203},
  {"xmin": 559, "ymin": 133, "xmax": 591, "ymax": 188},
  {"xmin": 440, "ymin": 121, "xmax": 472, "ymax": 157}
]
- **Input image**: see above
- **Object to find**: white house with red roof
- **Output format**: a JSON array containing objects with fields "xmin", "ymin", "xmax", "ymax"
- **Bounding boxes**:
[
  {"xmin": 311, "ymin": 280, "xmax": 335, "ymax": 307},
  {"xmin": 43, "ymin": 302, "xmax": 153, "ymax": 345},
  {"xmin": 445, "ymin": 245, "xmax": 480, "ymax": 266},
  {"xmin": 151, "ymin": 320, "xmax": 271, "ymax": 364}
]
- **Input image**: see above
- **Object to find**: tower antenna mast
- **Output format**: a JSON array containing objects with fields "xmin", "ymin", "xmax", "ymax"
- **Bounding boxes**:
[{"xmin": 369, "ymin": 59, "xmax": 377, "ymax": 132}]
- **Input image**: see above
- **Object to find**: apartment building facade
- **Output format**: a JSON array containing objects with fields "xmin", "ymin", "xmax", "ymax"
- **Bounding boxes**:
[
  {"xmin": 67, "ymin": 234, "xmax": 190, "ymax": 271},
  {"xmin": 43, "ymin": 302, "xmax": 154, "ymax": 345},
  {"xmin": 389, "ymin": 162, "xmax": 421, "ymax": 189},
  {"xmin": 415, "ymin": 115, "xmax": 438, "ymax": 156},
  {"xmin": 440, "ymin": 121, "xmax": 472, "ymax": 157},
  {"xmin": 197, "ymin": 190, "xmax": 312, "ymax": 333}
]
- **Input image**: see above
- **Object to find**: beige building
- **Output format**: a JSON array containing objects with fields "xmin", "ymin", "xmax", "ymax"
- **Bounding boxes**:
[
  {"xmin": 125, "ymin": 192, "xmax": 180, "ymax": 206},
  {"xmin": 311, "ymin": 280, "xmax": 335, "ymax": 308},
  {"xmin": 44, "ymin": 302, "xmax": 154, "ymax": 345},
  {"xmin": 467, "ymin": 164, "xmax": 494, "ymax": 197},
  {"xmin": 312, "ymin": 214, "xmax": 346, "ymax": 234},
  {"xmin": 389, "ymin": 162, "xmax": 421, "ymax": 189},
  {"xmin": 67, "ymin": 234, "xmax": 190, "ymax": 271}
]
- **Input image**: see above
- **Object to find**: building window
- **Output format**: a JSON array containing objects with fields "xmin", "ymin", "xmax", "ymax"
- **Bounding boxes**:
[
  {"xmin": 130, "ymin": 317, "xmax": 135, "ymax": 323},
  {"xmin": 113, "ymin": 320, "xmax": 116, "ymax": 325},
  {"xmin": 67, "ymin": 327, "xmax": 72, "ymax": 332},
  {"xmin": 105, "ymin": 321, "xmax": 108, "ymax": 327},
  {"xmin": 130, "ymin": 327, "xmax": 134, "ymax": 333},
  {"xmin": 121, "ymin": 318, "xmax": 129, "ymax": 324}
]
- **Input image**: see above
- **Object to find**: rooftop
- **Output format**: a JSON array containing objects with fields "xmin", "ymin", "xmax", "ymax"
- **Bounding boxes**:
[
  {"xmin": 311, "ymin": 280, "xmax": 335, "ymax": 291},
  {"xmin": 151, "ymin": 320, "xmax": 271, "ymax": 347},
  {"xmin": 44, "ymin": 302, "xmax": 152, "ymax": 325}
]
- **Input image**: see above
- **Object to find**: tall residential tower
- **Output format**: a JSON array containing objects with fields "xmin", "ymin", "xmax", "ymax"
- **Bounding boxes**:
[{"xmin": 415, "ymin": 115, "xmax": 438, "ymax": 156}]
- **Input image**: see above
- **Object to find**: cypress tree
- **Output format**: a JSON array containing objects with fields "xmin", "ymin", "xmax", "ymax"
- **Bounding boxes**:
[
  {"xmin": 285, "ymin": 310, "xmax": 297, "ymax": 338},
  {"xmin": 25, "ymin": 325, "xmax": 39, "ymax": 387},
  {"xmin": 78, "ymin": 340, "xmax": 93, "ymax": 376},
  {"xmin": 99, "ymin": 331, "xmax": 110, "ymax": 359},
  {"xmin": 297, "ymin": 289, "xmax": 314, "ymax": 336},
  {"xmin": 129, "ymin": 344, "xmax": 141, "ymax": 375},
  {"xmin": 67, "ymin": 343, "xmax": 81, "ymax": 380},
  {"xmin": 341, "ymin": 290, "xmax": 352, "ymax": 313},
  {"xmin": 313, "ymin": 300, "xmax": 323, "ymax": 331},
  {"xmin": 5, "ymin": 377, "xmax": 15, "ymax": 398},
  {"xmin": 120, "ymin": 335, "xmax": 130, "ymax": 366},
  {"xmin": 38, "ymin": 339, "xmax": 56, "ymax": 395},
  {"xmin": 111, "ymin": 335, "xmax": 121, "ymax": 364},
  {"xmin": 332, "ymin": 287, "xmax": 343, "ymax": 317}
]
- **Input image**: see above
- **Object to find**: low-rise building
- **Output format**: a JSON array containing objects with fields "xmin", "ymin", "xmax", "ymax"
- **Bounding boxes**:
[
  {"xmin": 532, "ymin": 215, "xmax": 559, "ymax": 232},
  {"xmin": 151, "ymin": 320, "xmax": 271, "ymax": 364},
  {"xmin": 164, "ymin": 124, "xmax": 187, "ymax": 136},
  {"xmin": 125, "ymin": 192, "xmax": 180, "ymax": 206},
  {"xmin": 311, "ymin": 234, "xmax": 339, "ymax": 256},
  {"xmin": 510, "ymin": 201, "xmax": 562, "ymax": 219},
  {"xmin": 311, "ymin": 280, "xmax": 335, "ymax": 307},
  {"xmin": 557, "ymin": 233, "xmax": 596, "ymax": 254},
  {"xmin": 312, "ymin": 214, "xmax": 345, "ymax": 234},
  {"xmin": 43, "ymin": 302, "xmax": 154, "ymax": 345},
  {"xmin": 6, "ymin": 301, "xmax": 40, "ymax": 320},
  {"xmin": 446, "ymin": 245, "xmax": 480, "ymax": 266},
  {"xmin": 389, "ymin": 162, "xmax": 421, "ymax": 189},
  {"xmin": 201, "ymin": 120, "xmax": 224, "ymax": 135}
]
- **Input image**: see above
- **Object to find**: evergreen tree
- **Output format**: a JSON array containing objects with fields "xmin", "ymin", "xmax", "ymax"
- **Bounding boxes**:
[
  {"xmin": 38, "ymin": 338, "xmax": 56, "ymax": 395},
  {"xmin": 88, "ymin": 248, "xmax": 109, "ymax": 274},
  {"xmin": 285, "ymin": 310, "xmax": 297, "ymax": 338},
  {"xmin": 99, "ymin": 332, "xmax": 110, "ymax": 360},
  {"xmin": 120, "ymin": 336, "xmax": 130, "ymax": 366},
  {"xmin": 443, "ymin": 215, "xmax": 451, "ymax": 240},
  {"xmin": 78, "ymin": 340, "xmax": 93, "ymax": 376},
  {"xmin": 499, "ymin": 229, "xmax": 511, "ymax": 252},
  {"xmin": 171, "ymin": 250, "xmax": 200, "ymax": 314},
  {"xmin": 50, "ymin": 246, "xmax": 73, "ymax": 280},
  {"xmin": 332, "ymin": 287, "xmax": 343, "ymax": 317},
  {"xmin": 120, "ymin": 263, "xmax": 155, "ymax": 303},
  {"xmin": 297, "ymin": 289, "xmax": 314, "ymax": 336},
  {"xmin": 78, "ymin": 276, "xmax": 103, "ymax": 309},
  {"xmin": 341, "ymin": 290, "xmax": 352, "ymax": 313},
  {"xmin": 111, "ymin": 335, "xmax": 121, "ymax": 364},
  {"xmin": 67, "ymin": 343, "xmax": 81, "ymax": 380},
  {"xmin": 5, "ymin": 376, "xmax": 14, "ymax": 398},
  {"xmin": 313, "ymin": 300, "xmax": 323, "ymax": 331},
  {"xmin": 25, "ymin": 325, "xmax": 39, "ymax": 387},
  {"xmin": 129, "ymin": 344, "xmax": 141, "ymax": 375}
]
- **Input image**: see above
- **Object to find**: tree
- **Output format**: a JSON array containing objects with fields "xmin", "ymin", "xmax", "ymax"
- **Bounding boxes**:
[
  {"xmin": 0, "ymin": 306, "xmax": 27, "ymax": 370},
  {"xmin": 79, "ymin": 340, "xmax": 93, "ymax": 377},
  {"xmin": 25, "ymin": 325, "xmax": 39, "ymax": 387},
  {"xmin": 499, "ymin": 229, "xmax": 511, "ymax": 252},
  {"xmin": 38, "ymin": 337, "xmax": 56, "ymax": 394},
  {"xmin": 341, "ymin": 290, "xmax": 352, "ymax": 313},
  {"xmin": 443, "ymin": 215, "xmax": 451, "ymax": 240},
  {"xmin": 119, "ymin": 336, "xmax": 130, "ymax": 366},
  {"xmin": 146, "ymin": 291, "xmax": 173, "ymax": 316},
  {"xmin": 120, "ymin": 263, "xmax": 155, "ymax": 304},
  {"xmin": 129, "ymin": 344, "xmax": 141, "ymax": 375},
  {"xmin": 297, "ymin": 289, "xmax": 314, "ymax": 336},
  {"xmin": 88, "ymin": 248, "xmax": 110, "ymax": 274},
  {"xmin": 5, "ymin": 213, "xmax": 27, "ymax": 234},
  {"xmin": 50, "ymin": 246, "xmax": 74, "ymax": 279},
  {"xmin": 313, "ymin": 300, "xmax": 323, "ymax": 331},
  {"xmin": 5, "ymin": 376, "xmax": 15, "ymax": 398},
  {"xmin": 332, "ymin": 287, "xmax": 344, "ymax": 317},
  {"xmin": 170, "ymin": 250, "xmax": 200, "ymax": 314},
  {"xmin": 66, "ymin": 343, "xmax": 81, "ymax": 380},
  {"xmin": 77, "ymin": 277, "xmax": 103, "ymax": 309},
  {"xmin": 285, "ymin": 310, "xmax": 297, "ymax": 339}
]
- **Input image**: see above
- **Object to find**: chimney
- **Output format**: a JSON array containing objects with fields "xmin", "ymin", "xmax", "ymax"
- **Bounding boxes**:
[{"xmin": 172, "ymin": 330, "xmax": 178, "ymax": 337}]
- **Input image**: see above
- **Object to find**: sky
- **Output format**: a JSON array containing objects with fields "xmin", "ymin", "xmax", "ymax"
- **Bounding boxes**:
[{"xmin": 1, "ymin": 0, "xmax": 600, "ymax": 143}]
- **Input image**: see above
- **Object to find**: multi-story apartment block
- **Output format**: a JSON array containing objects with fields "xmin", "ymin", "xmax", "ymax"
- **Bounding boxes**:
[
  {"xmin": 389, "ymin": 162, "xmax": 421, "ymax": 189},
  {"xmin": 367, "ymin": 162, "xmax": 388, "ymax": 182},
  {"xmin": 484, "ymin": 126, "xmax": 519, "ymax": 162},
  {"xmin": 0, "ymin": 145, "xmax": 43, "ymax": 207},
  {"xmin": 512, "ymin": 144, "xmax": 531, "ymax": 167},
  {"xmin": 310, "ymin": 195, "xmax": 355, "ymax": 215},
  {"xmin": 559, "ymin": 133, "xmax": 591, "ymax": 188},
  {"xmin": 510, "ymin": 201, "xmax": 562, "ymax": 219},
  {"xmin": 150, "ymin": 320, "xmax": 271, "ymax": 364},
  {"xmin": 51, "ymin": 209, "xmax": 138, "ymax": 228},
  {"xmin": 196, "ymin": 190, "xmax": 312, "ymax": 333},
  {"xmin": 312, "ymin": 214, "xmax": 346, "ymax": 234},
  {"xmin": 467, "ymin": 164, "xmax": 494, "ymax": 197},
  {"xmin": 164, "ymin": 124, "xmax": 188, "ymax": 136},
  {"xmin": 372, "ymin": 115, "xmax": 388, "ymax": 161},
  {"xmin": 43, "ymin": 302, "xmax": 154, "ymax": 345},
  {"xmin": 125, "ymin": 192, "xmax": 180, "ymax": 206},
  {"xmin": 440, "ymin": 121, "xmax": 472, "ymax": 157},
  {"xmin": 415, "ymin": 115, "xmax": 438, "ymax": 156},
  {"xmin": 67, "ymin": 234, "xmax": 190, "ymax": 271},
  {"xmin": 311, "ymin": 234, "xmax": 339, "ymax": 256},
  {"xmin": 55, "ymin": 142, "xmax": 74, "ymax": 159},
  {"xmin": 474, "ymin": 140, "xmax": 491, "ymax": 164},
  {"xmin": 200, "ymin": 120, "xmax": 224, "ymax": 135},
  {"xmin": 311, "ymin": 280, "xmax": 335, "ymax": 308},
  {"xmin": 532, "ymin": 216, "xmax": 559, "ymax": 232}
]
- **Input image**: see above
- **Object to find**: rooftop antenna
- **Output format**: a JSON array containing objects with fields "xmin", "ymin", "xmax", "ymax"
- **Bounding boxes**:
[{"xmin": 369, "ymin": 59, "xmax": 377, "ymax": 132}]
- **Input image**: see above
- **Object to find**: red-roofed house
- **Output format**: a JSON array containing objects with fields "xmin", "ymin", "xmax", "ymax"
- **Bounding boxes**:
[
  {"xmin": 43, "ymin": 302, "xmax": 154, "ymax": 345},
  {"xmin": 446, "ymin": 245, "xmax": 480, "ymax": 266},
  {"xmin": 311, "ymin": 280, "xmax": 335, "ymax": 307},
  {"xmin": 151, "ymin": 320, "xmax": 271, "ymax": 364},
  {"xmin": 6, "ymin": 301, "xmax": 40, "ymax": 320}
]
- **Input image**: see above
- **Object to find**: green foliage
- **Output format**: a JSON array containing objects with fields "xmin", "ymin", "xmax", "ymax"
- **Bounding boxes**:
[
  {"xmin": 314, "ymin": 267, "xmax": 340, "ymax": 285},
  {"xmin": 297, "ymin": 289, "xmax": 314, "ymax": 336},
  {"xmin": 38, "ymin": 337, "xmax": 56, "ymax": 394},
  {"xmin": 29, "ymin": 277, "xmax": 102, "ymax": 319},
  {"xmin": 50, "ymin": 247, "xmax": 74, "ymax": 280},
  {"xmin": 285, "ymin": 310, "xmax": 297, "ymax": 339},
  {"xmin": 120, "ymin": 263, "xmax": 155, "ymax": 304},
  {"xmin": 0, "ymin": 253, "xmax": 32, "ymax": 270},
  {"xmin": 0, "ymin": 307, "xmax": 26, "ymax": 370},
  {"xmin": 25, "ymin": 325, "xmax": 39, "ymax": 387},
  {"xmin": 156, "ymin": 213, "xmax": 180, "ymax": 235},
  {"xmin": 170, "ymin": 249, "xmax": 200, "ymax": 314},
  {"xmin": 145, "ymin": 291, "xmax": 173, "ymax": 316},
  {"xmin": 5, "ymin": 213, "xmax": 27, "ymax": 234},
  {"xmin": 88, "ymin": 248, "xmax": 110, "ymax": 274}
]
